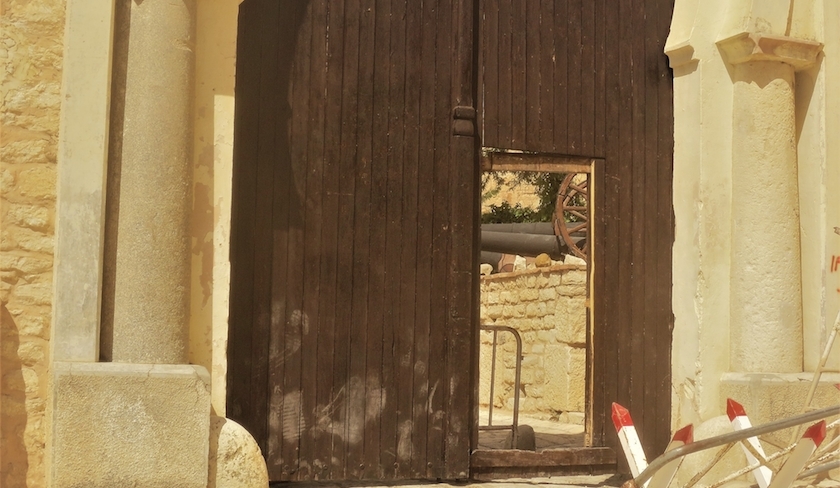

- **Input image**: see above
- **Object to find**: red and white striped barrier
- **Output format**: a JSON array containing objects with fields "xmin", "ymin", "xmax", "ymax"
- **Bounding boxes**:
[
  {"xmin": 612, "ymin": 403, "xmax": 648, "ymax": 482},
  {"xmin": 767, "ymin": 421, "xmax": 826, "ymax": 488},
  {"xmin": 727, "ymin": 398, "xmax": 773, "ymax": 488},
  {"xmin": 648, "ymin": 424, "xmax": 693, "ymax": 488}
]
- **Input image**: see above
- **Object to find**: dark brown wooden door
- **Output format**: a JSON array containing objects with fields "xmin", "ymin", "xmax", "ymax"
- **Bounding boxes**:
[
  {"xmin": 228, "ymin": 0, "xmax": 479, "ymax": 482},
  {"xmin": 477, "ymin": 0, "xmax": 675, "ymax": 466}
]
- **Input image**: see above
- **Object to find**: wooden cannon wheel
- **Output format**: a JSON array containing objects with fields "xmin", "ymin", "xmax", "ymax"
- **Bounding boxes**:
[{"xmin": 553, "ymin": 173, "xmax": 588, "ymax": 261}]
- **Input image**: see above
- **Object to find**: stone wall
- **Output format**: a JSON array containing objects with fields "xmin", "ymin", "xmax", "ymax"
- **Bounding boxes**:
[
  {"xmin": 479, "ymin": 264, "xmax": 587, "ymax": 420},
  {"xmin": 0, "ymin": 0, "xmax": 65, "ymax": 486}
]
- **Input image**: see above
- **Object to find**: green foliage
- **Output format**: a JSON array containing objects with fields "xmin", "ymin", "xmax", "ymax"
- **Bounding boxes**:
[
  {"xmin": 480, "ymin": 171, "xmax": 565, "ymax": 224},
  {"xmin": 480, "ymin": 201, "xmax": 540, "ymax": 223}
]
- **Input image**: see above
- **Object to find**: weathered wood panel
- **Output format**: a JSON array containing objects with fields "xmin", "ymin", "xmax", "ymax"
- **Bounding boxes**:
[
  {"xmin": 228, "ymin": 0, "xmax": 479, "ymax": 481},
  {"xmin": 477, "ymin": 0, "xmax": 675, "ymax": 467}
]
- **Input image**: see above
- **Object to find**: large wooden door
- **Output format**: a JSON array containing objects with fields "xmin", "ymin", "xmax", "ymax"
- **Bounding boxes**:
[
  {"xmin": 477, "ymin": 0, "xmax": 675, "ymax": 465},
  {"xmin": 227, "ymin": 0, "xmax": 479, "ymax": 482}
]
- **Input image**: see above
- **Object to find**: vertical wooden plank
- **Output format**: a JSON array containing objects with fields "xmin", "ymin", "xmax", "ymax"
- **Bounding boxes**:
[
  {"xmin": 566, "ymin": 0, "xmax": 582, "ymax": 153},
  {"xmin": 349, "ymin": 0, "xmax": 374, "ymax": 479},
  {"xmin": 446, "ymin": 0, "xmax": 477, "ymax": 479},
  {"xmin": 412, "ymin": 0, "xmax": 436, "ymax": 477},
  {"xmin": 401, "ymin": 0, "xmax": 422, "ymax": 478},
  {"xmin": 496, "ymin": 0, "xmax": 512, "ymax": 148},
  {"xmin": 427, "ymin": 0, "xmax": 452, "ymax": 478},
  {"xmin": 481, "ymin": 0, "xmax": 499, "ymax": 147},
  {"xmin": 594, "ymin": 0, "xmax": 607, "ymax": 155},
  {"xmin": 297, "ymin": 2, "xmax": 327, "ymax": 479},
  {"xmin": 525, "ymin": 0, "xmax": 540, "ymax": 151},
  {"xmin": 314, "ymin": 0, "xmax": 344, "ymax": 479},
  {"xmin": 362, "ymin": 0, "xmax": 389, "ymax": 479},
  {"xmin": 580, "ymin": 0, "xmax": 595, "ymax": 155},
  {"xmin": 251, "ymin": 0, "xmax": 281, "ymax": 455},
  {"xmin": 334, "ymin": 0, "xmax": 362, "ymax": 479},
  {"xmin": 628, "ymin": 0, "xmax": 647, "ymax": 455},
  {"xmin": 280, "ymin": 0, "xmax": 313, "ymax": 477},
  {"xmin": 266, "ymin": 0, "xmax": 303, "ymax": 477},
  {"xmin": 538, "ymin": 0, "xmax": 555, "ymax": 151},
  {"xmin": 227, "ymin": 0, "xmax": 261, "ymax": 442},
  {"xmin": 553, "ymin": 0, "xmax": 568, "ymax": 152},
  {"xmin": 655, "ymin": 0, "xmax": 675, "ymax": 456},
  {"xmin": 641, "ymin": 0, "xmax": 661, "ymax": 460},
  {"xmin": 383, "ymin": 0, "xmax": 407, "ymax": 478},
  {"xmin": 598, "ymin": 0, "xmax": 623, "ymax": 453},
  {"xmin": 509, "ymin": 0, "xmax": 525, "ymax": 147},
  {"xmin": 613, "ymin": 0, "xmax": 638, "ymax": 471}
]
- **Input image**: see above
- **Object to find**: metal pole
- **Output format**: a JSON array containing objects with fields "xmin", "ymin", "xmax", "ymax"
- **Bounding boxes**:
[{"xmin": 633, "ymin": 404, "xmax": 840, "ymax": 487}]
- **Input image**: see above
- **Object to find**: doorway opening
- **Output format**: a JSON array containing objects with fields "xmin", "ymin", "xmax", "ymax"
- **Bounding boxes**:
[{"xmin": 472, "ymin": 149, "xmax": 612, "ymax": 478}]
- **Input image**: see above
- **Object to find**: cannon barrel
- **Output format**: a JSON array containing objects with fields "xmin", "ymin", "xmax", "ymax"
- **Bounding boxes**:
[{"xmin": 481, "ymin": 230, "xmax": 566, "ymax": 260}]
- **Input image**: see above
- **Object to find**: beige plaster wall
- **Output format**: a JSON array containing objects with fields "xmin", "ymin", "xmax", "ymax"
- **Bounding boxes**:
[
  {"xmin": 189, "ymin": 0, "xmax": 240, "ymax": 416},
  {"xmin": 667, "ymin": 1, "xmax": 735, "ymax": 430},
  {"xmin": 479, "ymin": 265, "xmax": 587, "ymax": 417},
  {"xmin": 0, "ymin": 0, "xmax": 65, "ymax": 486},
  {"xmin": 667, "ymin": 0, "xmax": 839, "ymax": 433},
  {"xmin": 798, "ymin": 0, "xmax": 840, "ymax": 372}
]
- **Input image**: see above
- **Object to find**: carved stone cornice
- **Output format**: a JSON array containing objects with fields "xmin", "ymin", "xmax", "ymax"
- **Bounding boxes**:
[
  {"xmin": 717, "ymin": 32, "xmax": 823, "ymax": 71},
  {"xmin": 664, "ymin": 40, "xmax": 697, "ymax": 69}
]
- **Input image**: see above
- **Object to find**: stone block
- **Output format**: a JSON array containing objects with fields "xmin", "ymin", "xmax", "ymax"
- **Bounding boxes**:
[
  {"xmin": 543, "ymin": 345, "xmax": 586, "ymax": 413},
  {"xmin": 208, "ymin": 416, "xmax": 268, "ymax": 488},
  {"xmin": 566, "ymin": 347, "xmax": 586, "ymax": 411},
  {"xmin": 558, "ymin": 283, "xmax": 587, "ymax": 296},
  {"xmin": 555, "ymin": 305, "xmax": 587, "ymax": 344},
  {"xmin": 0, "ymin": 167, "xmax": 15, "ymax": 193},
  {"xmin": 17, "ymin": 166, "xmax": 56, "ymax": 200},
  {"xmin": 8, "ymin": 226, "xmax": 53, "ymax": 253},
  {"xmin": 519, "ymin": 288, "xmax": 539, "ymax": 301},
  {"xmin": 538, "ymin": 287, "xmax": 557, "ymax": 301},
  {"xmin": 502, "ymin": 305, "xmax": 523, "ymax": 318},
  {"xmin": 4, "ymin": 203, "xmax": 52, "ymax": 230},
  {"xmin": 17, "ymin": 340, "xmax": 46, "ymax": 366},
  {"xmin": 51, "ymin": 362, "xmax": 212, "ymax": 488},
  {"xmin": 536, "ymin": 330, "xmax": 555, "ymax": 344},
  {"xmin": 486, "ymin": 304, "xmax": 502, "ymax": 319},
  {"xmin": 12, "ymin": 282, "xmax": 52, "ymax": 306},
  {"xmin": 0, "ymin": 254, "xmax": 52, "ymax": 274},
  {"xmin": 525, "ymin": 302, "xmax": 539, "ymax": 317},
  {"xmin": 0, "ymin": 230, "xmax": 17, "ymax": 251},
  {"xmin": 564, "ymin": 270, "xmax": 587, "ymax": 285}
]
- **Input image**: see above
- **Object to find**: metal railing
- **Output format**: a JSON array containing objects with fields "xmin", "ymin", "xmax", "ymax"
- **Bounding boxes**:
[{"xmin": 479, "ymin": 324, "xmax": 523, "ymax": 449}]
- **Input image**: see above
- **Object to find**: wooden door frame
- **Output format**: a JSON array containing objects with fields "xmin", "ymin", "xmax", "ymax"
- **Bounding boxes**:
[{"xmin": 470, "ymin": 151, "xmax": 616, "ymax": 479}]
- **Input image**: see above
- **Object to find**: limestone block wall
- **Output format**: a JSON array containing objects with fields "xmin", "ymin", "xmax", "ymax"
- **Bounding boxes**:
[
  {"xmin": 0, "ymin": 0, "xmax": 65, "ymax": 486},
  {"xmin": 479, "ymin": 264, "xmax": 587, "ymax": 418}
]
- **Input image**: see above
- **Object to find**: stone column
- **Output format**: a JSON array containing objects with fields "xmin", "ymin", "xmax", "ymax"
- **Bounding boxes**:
[
  {"xmin": 718, "ymin": 33, "xmax": 822, "ymax": 373},
  {"xmin": 50, "ymin": 2, "xmax": 212, "ymax": 487},
  {"xmin": 105, "ymin": 0, "xmax": 195, "ymax": 364}
]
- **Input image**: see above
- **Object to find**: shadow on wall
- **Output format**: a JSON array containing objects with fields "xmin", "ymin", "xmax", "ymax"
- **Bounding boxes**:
[{"xmin": 1, "ymin": 302, "xmax": 28, "ymax": 486}]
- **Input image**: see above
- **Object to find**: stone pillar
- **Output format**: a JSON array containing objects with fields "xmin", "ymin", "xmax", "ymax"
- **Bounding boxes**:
[
  {"xmin": 50, "ymin": 1, "xmax": 213, "ymax": 487},
  {"xmin": 718, "ymin": 33, "xmax": 822, "ymax": 373},
  {"xmin": 105, "ymin": 0, "xmax": 195, "ymax": 364}
]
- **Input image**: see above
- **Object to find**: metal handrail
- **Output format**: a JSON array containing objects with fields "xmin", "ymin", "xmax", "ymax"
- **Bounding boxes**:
[
  {"xmin": 479, "ymin": 324, "xmax": 523, "ymax": 449},
  {"xmin": 629, "ymin": 403, "xmax": 840, "ymax": 487}
]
